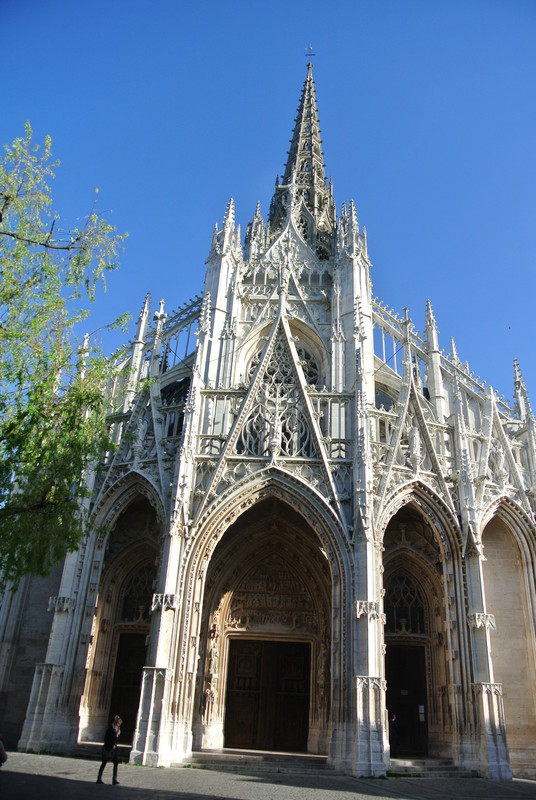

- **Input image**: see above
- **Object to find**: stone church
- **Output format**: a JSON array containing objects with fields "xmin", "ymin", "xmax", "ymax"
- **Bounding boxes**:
[{"xmin": 1, "ymin": 64, "xmax": 535, "ymax": 780}]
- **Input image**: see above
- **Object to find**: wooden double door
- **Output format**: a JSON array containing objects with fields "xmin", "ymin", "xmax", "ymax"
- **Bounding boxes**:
[
  {"xmin": 224, "ymin": 639, "xmax": 310, "ymax": 752},
  {"xmin": 386, "ymin": 643, "xmax": 428, "ymax": 756}
]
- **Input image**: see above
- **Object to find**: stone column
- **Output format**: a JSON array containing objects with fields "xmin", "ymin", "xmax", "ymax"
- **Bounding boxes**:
[
  {"xmin": 130, "ymin": 592, "xmax": 180, "ymax": 766},
  {"xmin": 465, "ymin": 550, "xmax": 512, "ymax": 778},
  {"xmin": 131, "ymin": 666, "xmax": 174, "ymax": 767},
  {"xmin": 472, "ymin": 681, "xmax": 511, "ymax": 780},
  {"xmin": 337, "ymin": 532, "xmax": 387, "ymax": 777}
]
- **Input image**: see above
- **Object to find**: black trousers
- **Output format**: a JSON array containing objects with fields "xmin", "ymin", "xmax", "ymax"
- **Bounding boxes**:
[{"xmin": 97, "ymin": 749, "xmax": 118, "ymax": 781}]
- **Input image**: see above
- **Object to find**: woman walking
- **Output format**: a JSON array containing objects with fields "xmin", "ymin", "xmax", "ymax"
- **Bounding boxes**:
[{"xmin": 96, "ymin": 715, "xmax": 122, "ymax": 785}]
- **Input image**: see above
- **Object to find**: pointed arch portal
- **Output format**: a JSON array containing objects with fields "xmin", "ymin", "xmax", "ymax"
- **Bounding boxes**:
[
  {"xmin": 194, "ymin": 497, "xmax": 333, "ymax": 754},
  {"xmin": 79, "ymin": 496, "xmax": 160, "ymax": 745},
  {"xmin": 382, "ymin": 500, "xmax": 455, "ymax": 760},
  {"xmin": 482, "ymin": 512, "xmax": 536, "ymax": 775}
]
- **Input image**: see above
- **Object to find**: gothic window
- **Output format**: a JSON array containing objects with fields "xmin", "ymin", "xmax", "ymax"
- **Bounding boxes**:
[
  {"xmin": 159, "ymin": 343, "xmax": 170, "ymax": 373},
  {"xmin": 247, "ymin": 351, "xmax": 262, "ymax": 383},
  {"xmin": 385, "ymin": 573, "xmax": 427, "ymax": 635},
  {"xmin": 165, "ymin": 410, "xmax": 185, "ymax": 438},
  {"xmin": 296, "ymin": 347, "xmax": 319, "ymax": 386},
  {"xmin": 120, "ymin": 562, "xmax": 155, "ymax": 623},
  {"xmin": 161, "ymin": 378, "xmax": 190, "ymax": 439},
  {"xmin": 159, "ymin": 321, "xmax": 197, "ymax": 372},
  {"xmin": 235, "ymin": 407, "xmax": 266, "ymax": 456},
  {"xmin": 237, "ymin": 337, "xmax": 317, "ymax": 459},
  {"xmin": 161, "ymin": 378, "xmax": 190, "ymax": 406},
  {"xmin": 379, "ymin": 419, "xmax": 387, "ymax": 443},
  {"xmin": 247, "ymin": 344, "xmax": 320, "ymax": 388},
  {"xmin": 375, "ymin": 387, "xmax": 394, "ymax": 411}
]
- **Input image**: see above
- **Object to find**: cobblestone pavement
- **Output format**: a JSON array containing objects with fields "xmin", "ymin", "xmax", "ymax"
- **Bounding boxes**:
[{"xmin": 1, "ymin": 753, "xmax": 536, "ymax": 800}]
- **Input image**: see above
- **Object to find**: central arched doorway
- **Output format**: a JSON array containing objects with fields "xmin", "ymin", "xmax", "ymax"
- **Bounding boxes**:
[{"xmin": 193, "ymin": 498, "xmax": 332, "ymax": 754}]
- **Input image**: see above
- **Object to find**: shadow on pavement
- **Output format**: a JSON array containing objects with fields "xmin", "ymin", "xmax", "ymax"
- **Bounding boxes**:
[
  {"xmin": 0, "ymin": 772, "xmax": 209, "ymax": 800},
  {"xmin": 2, "ymin": 761, "xmax": 536, "ymax": 800}
]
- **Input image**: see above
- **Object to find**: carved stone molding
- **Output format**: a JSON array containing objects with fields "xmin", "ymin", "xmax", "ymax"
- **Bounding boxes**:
[
  {"xmin": 36, "ymin": 662, "xmax": 64, "ymax": 678},
  {"xmin": 467, "ymin": 613, "xmax": 496, "ymax": 630},
  {"xmin": 473, "ymin": 681, "xmax": 503, "ymax": 696},
  {"xmin": 48, "ymin": 596, "xmax": 76, "ymax": 613},
  {"xmin": 355, "ymin": 675, "xmax": 387, "ymax": 691},
  {"xmin": 85, "ymin": 602, "xmax": 97, "ymax": 617},
  {"xmin": 355, "ymin": 600, "xmax": 384, "ymax": 622},
  {"xmin": 151, "ymin": 593, "xmax": 178, "ymax": 611},
  {"xmin": 142, "ymin": 666, "xmax": 174, "ymax": 682}
]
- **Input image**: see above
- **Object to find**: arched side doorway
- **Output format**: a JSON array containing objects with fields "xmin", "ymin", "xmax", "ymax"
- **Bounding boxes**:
[
  {"xmin": 383, "ymin": 504, "xmax": 452, "ymax": 759},
  {"xmin": 107, "ymin": 561, "xmax": 155, "ymax": 743},
  {"xmin": 385, "ymin": 573, "xmax": 430, "ymax": 756},
  {"xmin": 79, "ymin": 497, "xmax": 160, "ymax": 744},
  {"xmin": 482, "ymin": 513, "xmax": 536, "ymax": 777},
  {"xmin": 193, "ymin": 498, "xmax": 332, "ymax": 755}
]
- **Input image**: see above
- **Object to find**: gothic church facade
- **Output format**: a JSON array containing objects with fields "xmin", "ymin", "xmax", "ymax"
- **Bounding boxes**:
[{"xmin": 1, "ymin": 64, "xmax": 536, "ymax": 780}]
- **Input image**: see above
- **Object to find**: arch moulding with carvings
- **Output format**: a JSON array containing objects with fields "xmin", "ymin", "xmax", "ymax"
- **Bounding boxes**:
[
  {"xmin": 188, "ymin": 467, "xmax": 350, "ymax": 587},
  {"xmin": 92, "ymin": 469, "xmax": 166, "ymax": 533},
  {"xmin": 480, "ymin": 495, "xmax": 536, "ymax": 563},
  {"xmin": 377, "ymin": 479, "xmax": 462, "ymax": 560}
]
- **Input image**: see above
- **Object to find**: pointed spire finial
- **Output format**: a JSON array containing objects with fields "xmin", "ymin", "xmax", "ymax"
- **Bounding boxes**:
[
  {"xmin": 426, "ymin": 299, "xmax": 437, "ymax": 330},
  {"xmin": 451, "ymin": 337, "xmax": 460, "ymax": 364},
  {"xmin": 135, "ymin": 292, "xmax": 151, "ymax": 343},
  {"xmin": 223, "ymin": 197, "xmax": 235, "ymax": 228},
  {"xmin": 222, "ymin": 198, "xmax": 236, "ymax": 250},
  {"xmin": 514, "ymin": 357, "xmax": 522, "ymax": 387},
  {"xmin": 514, "ymin": 358, "xmax": 534, "ymax": 422}
]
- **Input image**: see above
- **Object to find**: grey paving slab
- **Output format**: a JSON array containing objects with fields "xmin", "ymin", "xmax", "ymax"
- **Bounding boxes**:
[{"xmin": 1, "ymin": 753, "xmax": 535, "ymax": 800}]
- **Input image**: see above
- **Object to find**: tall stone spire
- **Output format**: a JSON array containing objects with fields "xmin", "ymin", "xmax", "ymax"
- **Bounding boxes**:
[
  {"xmin": 282, "ymin": 62, "xmax": 327, "ymax": 193},
  {"xmin": 267, "ymin": 62, "xmax": 335, "ymax": 253}
]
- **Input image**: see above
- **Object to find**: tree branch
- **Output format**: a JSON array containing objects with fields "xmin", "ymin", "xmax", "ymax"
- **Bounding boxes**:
[
  {"xmin": 0, "ymin": 495, "xmax": 60, "ymax": 518},
  {"xmin": 0, "ymin": 227, "xmax": 84, "ymax": 251}
]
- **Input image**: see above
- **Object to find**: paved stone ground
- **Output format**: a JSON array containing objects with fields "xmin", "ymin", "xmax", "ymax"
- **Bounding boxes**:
[{"xmin": 1, "ymin": 753, "xmax": 536, "ymax": 800}]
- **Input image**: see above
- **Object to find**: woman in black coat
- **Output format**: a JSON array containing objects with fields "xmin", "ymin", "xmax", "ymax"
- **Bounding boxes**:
[{"xmin": 96, "ymin": 715, "xmax": 122, "ymax": 784}]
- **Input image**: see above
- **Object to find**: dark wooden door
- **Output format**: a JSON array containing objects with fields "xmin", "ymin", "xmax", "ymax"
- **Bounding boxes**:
[
  {"xmin": 109, "ymin": 633, "xmax": 147, "ymax": 743},
  {"xmin": 224, "ymin": 639, "xmax": 310, "ymax": 752},
  {"xmin": 386, "ymin": 643, "xmax": 428, "ymax": 756}
]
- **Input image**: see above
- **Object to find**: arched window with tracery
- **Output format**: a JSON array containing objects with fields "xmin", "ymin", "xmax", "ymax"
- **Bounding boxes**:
[
  {"xmin": 120, "ymin": 562, "xmax": 155, "ymax": 623},
  {"xmin": 238, "ymin": 337, "xmax": 318, "ymax": 459},
  {"xmin": 385, "ymin": 573, "xmax": 427, "ymax": 635}
]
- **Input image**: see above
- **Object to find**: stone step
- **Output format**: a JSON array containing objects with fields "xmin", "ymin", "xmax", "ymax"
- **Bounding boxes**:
[
  {"xmin": 186, "ymin": 749, "xmax": 345, "ymax": 775},
  {"xmin": 75, "ymin": 741, "xmax": 132, "ymax": 761},
  {"xmin": 388, "ymin": 757, "xmax": 478, "ymax": 778},
  {"xmin": 75, "ymin": 745, "xmax": 478, "ymax": 779}
]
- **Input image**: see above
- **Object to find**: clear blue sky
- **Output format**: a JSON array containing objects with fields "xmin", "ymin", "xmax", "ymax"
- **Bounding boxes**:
[{"xmin": 4, "ymin": 0, "xmax": 536, "ymax": 403}]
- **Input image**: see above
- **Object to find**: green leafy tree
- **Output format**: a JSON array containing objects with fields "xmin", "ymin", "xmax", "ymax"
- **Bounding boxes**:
[{"xmin": 0, "ymin": 123, "xmax": 128, "ymax": 588}]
